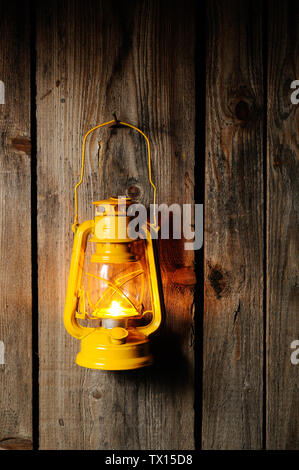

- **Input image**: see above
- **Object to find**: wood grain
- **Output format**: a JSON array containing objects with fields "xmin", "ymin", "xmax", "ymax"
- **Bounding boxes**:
[
  {"xmin": 266, "ymin": 0, "xmax": 299, "ymax": 450},
  {"xmin": 37, "ymin": 0, "xmax": 195, "ymax": 449},
  {"xmin": 203, "ymin": 0, "xmax": 264, "ymax": 449},
  {"xmin": 0, "ymin": 0, "xmax": 32, "ymax": 448}
]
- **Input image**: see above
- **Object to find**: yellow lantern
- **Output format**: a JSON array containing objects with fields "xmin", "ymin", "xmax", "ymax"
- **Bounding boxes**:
[{"xmin": 63, "ymin": 120, "xmax": 162, "ymax": 370}]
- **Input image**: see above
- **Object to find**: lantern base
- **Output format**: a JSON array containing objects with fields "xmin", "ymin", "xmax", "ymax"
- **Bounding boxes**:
[{"xmin": 75, "ymin": 327, "xmax": 153, "ymax": 370}]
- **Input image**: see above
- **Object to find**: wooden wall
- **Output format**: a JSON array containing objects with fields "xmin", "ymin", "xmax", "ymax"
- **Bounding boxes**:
[
  {"xmin": 0, "ymin": 0, "xmax": 298, "ymax": 450},
  {"xmin": 0, "ymin": 1, "xmax": 32, "ymax": 451}
]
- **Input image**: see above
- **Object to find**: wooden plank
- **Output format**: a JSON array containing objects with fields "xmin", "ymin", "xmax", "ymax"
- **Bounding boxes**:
[
  {"xmin": 266, "ymin": 0, "xmax": 299, "ymax": 450},
  {"xmin": 0, "ymin": 1, "xmax": 32, "ymax": 448},
  {"xmin": 37, "ymin": 0, "xmax": 195, "ymax": 449},
  {"xmin": 203, "ymin": 0, "xmax": 264, "ymax": 449}
]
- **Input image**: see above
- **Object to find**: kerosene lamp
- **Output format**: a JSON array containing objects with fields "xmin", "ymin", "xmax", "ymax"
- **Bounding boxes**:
[{"xmin": 63, "ymin": 120, "xmax": 162, "ymax": 370}]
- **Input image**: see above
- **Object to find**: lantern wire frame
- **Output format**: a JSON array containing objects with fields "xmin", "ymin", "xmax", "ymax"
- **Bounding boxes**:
[{"xmin": 72, "ymin": 119, "xmax": 158, "ymax": 233}]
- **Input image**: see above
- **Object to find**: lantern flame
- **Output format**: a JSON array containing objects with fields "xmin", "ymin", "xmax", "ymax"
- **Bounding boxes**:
[{"xmin": 108, "ymin": 300, "xmax": 122, "ymax": 317}]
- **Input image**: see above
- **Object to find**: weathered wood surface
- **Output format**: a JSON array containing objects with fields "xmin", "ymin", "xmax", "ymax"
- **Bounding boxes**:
[
  {"xmin": 203, "ymin": 0, "xmax": 264, "ymax": 449},
  {"xmin": 266, "ymin": 0, "xmax": 299, "ymax": 450},
  {"xmin": 37, "ymin": 0, "xmax": 195, "ymax": 450},
  {"xmin": 0, "ymin": 0, "xmax": 296, "ymax": 451},
  {"xmin": 0, "ymin": 1, "xmax": 32, "ymax": 448}
]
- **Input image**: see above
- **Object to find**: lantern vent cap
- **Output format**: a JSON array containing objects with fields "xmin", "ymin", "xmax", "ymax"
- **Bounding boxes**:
[{"xmin": 93, "ymin": 197, "xmax": 136, "ymax": 216}]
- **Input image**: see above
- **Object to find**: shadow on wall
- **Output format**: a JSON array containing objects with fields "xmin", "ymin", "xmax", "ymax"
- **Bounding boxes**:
[
  {"xmin": 109, "ymin": 235, "xmax": 194, "ymax": 394},
  {"xmin": 108, "ymin": 325, "xmax": 193, "ymax": 394}
]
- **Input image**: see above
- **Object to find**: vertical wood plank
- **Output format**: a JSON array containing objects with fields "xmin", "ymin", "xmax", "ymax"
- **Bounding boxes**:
[
  {"xmin": 267, "ymin": 0, "xmax": 299, "ymax": 449},
  {"xmin": 0, "ymin": 1, "xmax": 32, "ymax": 449},
  {"xmin": 203, "ymin": 0, "xmax": 264, "ymax": 449},
  {"xmin": 37, "ymin": 0, "xmax": 195, "ymax": 449}
]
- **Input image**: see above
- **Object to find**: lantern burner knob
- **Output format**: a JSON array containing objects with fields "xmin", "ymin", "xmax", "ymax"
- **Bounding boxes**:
[{"xmin": 109, "ymin": 327, "xmax": 129, "ymax": 345}]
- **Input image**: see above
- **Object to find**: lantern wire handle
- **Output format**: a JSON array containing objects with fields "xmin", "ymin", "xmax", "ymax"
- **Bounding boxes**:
[{"xmin": 72, "ymin": 119, "xmax": 157, "ymax": 232}]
